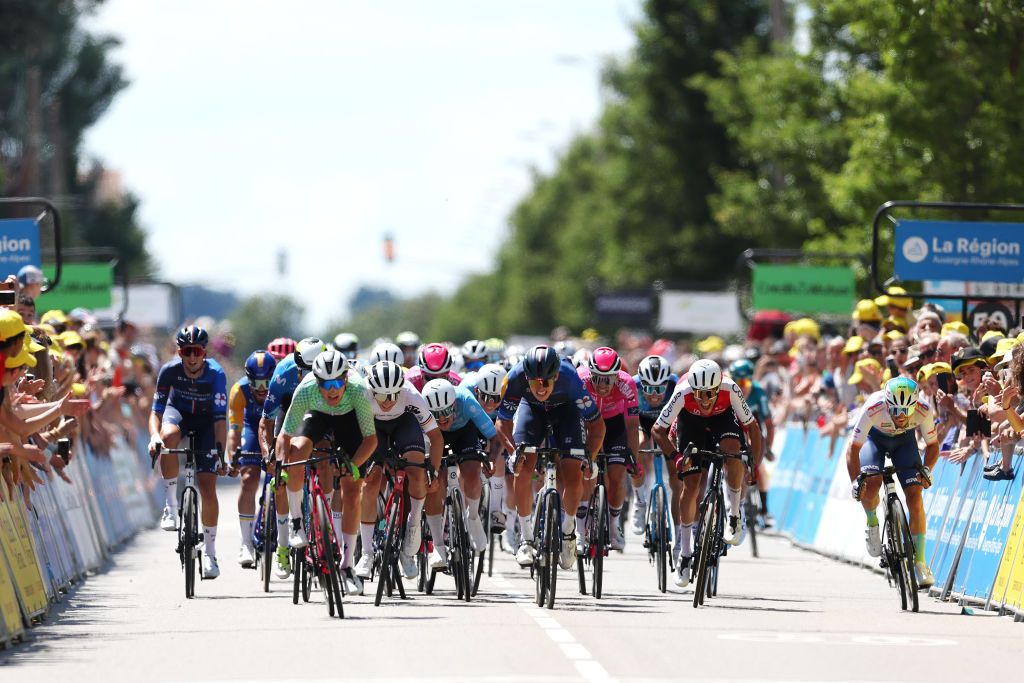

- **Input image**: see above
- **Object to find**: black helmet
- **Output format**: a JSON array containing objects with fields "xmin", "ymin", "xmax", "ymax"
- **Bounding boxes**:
[
  {"xmin": 176, "ymin": 325, "xmax": 209, "ymax": 348},
  {"xmin": 523, "ymin": 345, "xmax": 561, "ymax": 380}
]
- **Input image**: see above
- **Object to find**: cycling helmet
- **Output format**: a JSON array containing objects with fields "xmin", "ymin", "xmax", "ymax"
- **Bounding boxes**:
[
  {"xmin": 503, "ymin": 353, "xmax": 524, "ymax": 372},
  {"xmin": 687, "ymin": 359, "xmax": 722, "ymax": 392},
  {"xmin": 312, "ymin": 349, "xmax": 348, "ymax": 381},
  {"xmin": 176, "ymin": 325, "xmax": 209, "ymax": 348},
  {"xmin": 366, "ymin": 360, "xmax": 405, "ymax": 394},
  {"xmin": 554, "ymin": 340, "xmax": 578, "ymax": 360},
  {"xmin": 461, "ymin": 339, "xmax": 488, "ymax": 362},
  {"xmin": 370, "ymin": 342, "xmax": 402, "ymax": 366},
  {"xmin": 589, "ymin": 346, "xmax": 621, "ymax": 375},
  {"xmin": 294, "ymin": 337, "xmax": 327, "ymax": 371},
  {"xmin": 244, "ymin": 350, "xmax": 277, "ymax": 381},
  {"xmin": 267, "ymin": 337, "xmax": 297, "ymax": 361},
  {"xmin": 347, "ymin": 357, "xmax": 369, "ymax": 375},
  {"xmin": 638, "ymin": 355, "xmax": 671, "ymax": 386},
  {"xmin": 523, "ymin": 345, "xmax": 561, "ymax": 380},
  {"xmin": 884, "ymin": 377, "xmax": 918, "ymax": 417},
  {"xmin": 417, "ymin": 343, "xmax": 453, "ymax": 375},
  {"xmin": 333, "ymin": 332, "xmax": 359, "ymax": 355},
  {"xmin": 484, "ymin": 337, "xmax": 507, "ymax": 363},
  {"xmin": 572, "ymin": 348, "xmax": 592, "ymax": 367},
  {"xmin": 729, "ymin": 359, "xmax": 755, "ymax": 381},
  {"xmin": 396, "ymin": 331, "xmax": 420, "ymax": 349},
  {"xmin": 422, "ymin": 378, "xmax": 457, "ymax": 412},
  {"xmin": 476, "ymin": 363, "xmax": 507, "ymax": 397}
]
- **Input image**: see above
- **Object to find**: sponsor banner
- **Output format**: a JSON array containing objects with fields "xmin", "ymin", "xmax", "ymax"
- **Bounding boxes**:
[
  {"xmin": 658, "ymin": 290, "xmax": 743, "ymax": 335},
  {"xmin": 37, "ymin": 262, "xmax": 114, "ymax": 311},
  {"xmin": 752, "ymin": 265, "xmax": 856, "ymax": 315},
  {"xmin": 992, "ymin": 484, "xmax": 1024, "ymax": 609},
  {"xmin": 0, "ymin": 218, "xmax": 41, "ymax": 279},
  {"xmin": 0, "ymin": 491, "xmax": 48, "ymax": 618},
  {"xmin": 593, "ymin": 291, "xmax": 654, "ymax": 324},
  {"xmin": 895, "ymin": 219, "xmax": 1024, "ymax": 284},
  {"xmin": 931, "ymin": 456, "xmax": 983, "ymax": 587}
]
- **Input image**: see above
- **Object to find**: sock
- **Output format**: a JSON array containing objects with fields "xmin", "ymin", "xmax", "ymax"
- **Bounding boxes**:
[
  {"xmin": 489, "ymin": 476, "xmax": 504, "ymax": 512},
  {"xmin": 634, "ymin": 482, "xmax": 648, "ymax": 507},
  {"xmin": 239, "ymin": 514, "xmax": 255, "ymax": 548},
  {"xmin": 914, "ymin": 534, "xmax": 926, "ymax": 563},
  {"xmin": 331, "ymin": 511, "xmax": 343, "ymax": 548},
  {"xmin": 404, "ymin": 497, "xmax": 425, "ymax": 553},
  {"xmin": 679, "ymin": 523, "xmax": 694, "ymax": 557},
  {"xmin": 203, "ymin": 526, "xmax": 217, "ymax": 558},
  {"xmin": 865, "ymin": 509, "xmax": 879, "ymax": 528},
  {"xmin": 759, "ymin": 490, "xmax": 769, "ymax": 515},
  {"xmin": 611, "ymin": 506, "xmax": 622, "ymax": 522},
  {"xmin": 427, "ymin": 514, "xmax": 446, "ymax": 551},
  {"xmin": 561, "ymin": 512, "xmax": 575, "ymax": 535},
  {"xmin": 164, "ymin": 478, "xmax": 178, "ymax": 510},
  {"xmin": 519, "ymin": 513, "xmax": 533, "ymax": 541},
  {"xmin": 276, "ymin": 514, "xmax": 289, "ymax": 550},
  {"xmin": 360, "ymin": 522, "xmax": 375, "ymax": 557},
  {"xmin": 726, "ymin": 486, "xmax": 742, "ymax": 518},
  {"xmin": 342, "ymin": 532, "xmax": 357, "ymax": 568},
  {"xmin": 287, "ymin": 490, "xmax": 304, "ymax": 522},
  {"xmin": 466, "ymin": 496, "xmax": 480, "ymax": 520},
  {"xmin": 576, "ymin": 504, "xmax": 589, "ymax": 522}
]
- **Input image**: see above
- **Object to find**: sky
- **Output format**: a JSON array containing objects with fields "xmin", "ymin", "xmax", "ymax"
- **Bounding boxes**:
[{"xmin": 82, "ymin": 1, "xmax": 640, "ymax": 329}]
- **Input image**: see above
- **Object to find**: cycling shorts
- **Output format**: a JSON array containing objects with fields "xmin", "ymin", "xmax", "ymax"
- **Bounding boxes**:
[
  {"xmin": 860, "ymin": 428, "xmax": 922, "ymax": 489},
  {"xmin": 602, "ymin": 413, "xmax": 632, "ymax": 466},
  {"xmin": 442, "ymin": 422, "xmax": 488, "ymax": 463},
  {"xmin": 374, "ymin": 412, "xmax": 427, "ymax": 458},
  {"xmin": 512, "ymin": 400, "xmax": 587, "ymax": 461},
  {"xmin": 295, "ymin": 410, "xmax": 364, "ymax": 462},
  {"xmin": 238, "ymin": 428, "xmax": 262, "ymax": 468},
  {"xmin": 673, "ymin": 409, "xmax": 746, "ymax": 469},
  {"xmin": 161, "ymin": 406, "xmax": 218, "ymax": 474},
  {"xmin": 639, "ymin": 413, "xmax": 657, "ymax": 438}
]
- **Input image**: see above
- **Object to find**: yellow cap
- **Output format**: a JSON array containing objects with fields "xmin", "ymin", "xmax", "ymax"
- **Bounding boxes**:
[
  {"xmin": 0, "ymin": 309, "xmax": 27, "ymax": 342},
  {"xmin": 24, "ymin": 333, "xmax": 44, "ymax": 354},
  {"xmin": 919, "ymin": 362, "xmax": 953, "ymax": 382},
  {"xmin": 581, "ymin": 328, "xmax": 600, "ymax": 342},
  {"xmin": 848, "ymin": 358, "xmax": 882, "ymax": 385},
  {"xmin": 843, "ymin": 336, "xmax": 865, "ymax": 354},
  {"xmin": 696, "ymin": 336, "xmax": 725, "ymax": 354},
  {"xmin": 40, "ymin": 309, "xmax": 68, "ymax": 325},
  {"xmin": 5, "ymin": 336, "xmax": 38, "ymax": 369},
  {"xmin": 793, "ymin": 317, "xmax": 820, "ymax": 340},
  {"xmin": 883, "ymin": 316, "xmax": 908, "ymax": 333},
  {"xmin": 941, "ymin": 321, "xmax": 970, "ymax": 337},
  {"xmin": 884, "ymin": 330, "xmax": 906, "ymax": 342},
  {"xmin": 71, "ymin": 382, "xmax": 87, "ymax": 398},
  {"xmin": 853, "ymin": 299, "xmax": 883, "ymax": 322},
  {"xmin": 982, "ymin": 329, "xmax": 1005, "ymax": 342},
  {"xmin": 874, "ymin": 287, "xmax": 913, "ymax": 310},
  {"xmin": 57, "ymin": 330, "xmax": 84, "ymax": 348}
]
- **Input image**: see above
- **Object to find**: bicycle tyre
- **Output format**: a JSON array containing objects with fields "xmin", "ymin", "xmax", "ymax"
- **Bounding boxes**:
[
  {"xmin": 893, "ymin": 499, "xmax": 919, "ymax": 612},
  {"xmin": 182, "ymin": 488, "xmax": 198, "ymax": 599},
  {"xmin": 375, "ymin": 498, "xmax": 400, "ymax": 607},
  {"xmin": 544, "ymin": 492, "xmax": 560, "ymax": 609},
  {"xmin": 292, "ymin": 548, "xmax": 301, "ymax": 604},
  {"xmin": 450, "ymin": 494, "xmax": 473, "ymax": 603},
  {"xmin": 317, "ymin": 502, "xmax": 344, "ymax": 618},
  {"xmin": 692, "ymin": 494, "xmax": 717, "ymax": 608},
  {"xmin": 534, "ymin": 501, "xmax": 547, "ymax": 607},
  {"xmin": 260, "ymin": 486, "xmax": 275, "ymax": 593},
  {"xmin": 746, "ymin": 492, "xmax": 759, "ymax": 559},
  {"xmin": 653, "ymin": 486, "xmax": 668, "ymax": 593},
  {"xmin": 592, "ymin": 485, "xmax": 607, "ymax": 599},
  {"xmin": 301, "ymin": 557, "xmax": 311, "ymax": 602},
  {"xmin": 882, "ymin": 513, "xmax": 906, "ymax": 610}
]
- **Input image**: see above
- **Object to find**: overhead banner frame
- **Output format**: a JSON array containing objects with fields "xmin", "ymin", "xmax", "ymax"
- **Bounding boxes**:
[{"xmin": 0, "ymin": 196, "xmax": 64, "ymax": 293}]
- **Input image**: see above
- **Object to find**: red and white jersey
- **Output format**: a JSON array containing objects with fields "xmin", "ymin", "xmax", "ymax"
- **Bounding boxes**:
[
  {"xmin": 576, "ymin": 366, "xmax": 640, "ymax": 419},
  {"xmin": 851, "ymin": 390, "xmax": 937, "ymax": 446},
  {"xmin": 655, "ymin": 375, "xmax": 755, "ymax": 429}
]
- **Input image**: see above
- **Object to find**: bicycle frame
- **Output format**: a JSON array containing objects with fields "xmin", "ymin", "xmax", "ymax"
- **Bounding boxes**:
[
  {"xmin": 876, "ymin": 457, "xmax": 920, "ymax": 613},
  {"xmin": 640, "ymin": 448, "xmax": 674, "ymax": 592}
]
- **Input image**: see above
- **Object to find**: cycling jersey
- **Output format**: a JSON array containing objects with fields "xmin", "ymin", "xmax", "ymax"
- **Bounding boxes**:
[
  {"xmin": 577, "ymin": 366, "xmax": 639, "ymax": 419},
  {"xmin": 634, "ymin": 373, "xmax": 679, "ymax": 421},
  {"xmin": 460, "ymin": 371, "xmax": 497, "ymax": 419},
  {"xmin": 281, "ymin": 373, "xmax": 376, "ymax": 438},
  {"xmin": 655, "ymin": 376, "xmax": 755, "ymax": 430},
  {"xmin": 262, "ymin": 354, "xmax": 305, "ymax": 420},
  {"xmin": 745, "ymin": 381, "xmax": 771, "ymax": 421},
  {"xmin": 404, "ymin": 366, "xmax": 462, "ymax": 393},
  {"xmin": 152, "ymin": 357, "xmax": 227, "ymax": 421},
  {"xmin": 497, "ymin": 358, "xmax": 600, "ymax": 422},
  {"xmin": 851, "ymin": 390, "xmax": 938, "ymax": 446},
  {"xmin": 445, "ymin": 384, "xmax": 497, "ymax": 439},
  {"xmin": 228, "ymin": 377, "xmax": 264, "ymax": 435},
  {"xmin": 366, "ymin": 383, "xmax": 438, "ymax": 432}
]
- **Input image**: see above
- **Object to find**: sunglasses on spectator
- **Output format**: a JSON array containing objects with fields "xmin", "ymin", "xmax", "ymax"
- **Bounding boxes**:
[
  {"xmin": 250, "ymin": 378, "xmax": 270, "ymax": 391},
  {"xmin": 317, "ymin": 378, "xmax": 346, "ymax": 391},
  {"xmin": 592, "ymin": 374, "xmax": 615, "ymax": 387},
  {"xmin": 479, "ymin": 391, "xmax": 500, "ymax": 404},
  {"xmin": 528, "ymin": 378, "xmax": 554, "ymax": 388},
  {"xmin": 642, "ymin": 383, "xmax": 668, "ymax": 395},
  {"xmin": 430, "ymin": 405, "xmax": 456, "ymax": 419},
  {"xmin": 179, "ymin": 346, "xmax": 205, "ymax": 358},
  {"xmin": 374, "ymin": 391, "xmax": 400, "ymax": 403}
]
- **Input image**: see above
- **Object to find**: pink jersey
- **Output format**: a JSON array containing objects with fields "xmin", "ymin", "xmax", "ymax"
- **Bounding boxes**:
[
  {"xmin": 577, "ymin": 366, "xmax": 639, "ymax": 419},
  {"xmin": 405, "ymin": 366, "xmax": 462, "ymax": 392}
]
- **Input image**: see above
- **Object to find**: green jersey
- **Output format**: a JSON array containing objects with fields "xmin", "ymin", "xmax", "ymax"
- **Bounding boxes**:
[{"xmin": 282, "ymin": 372, "xmax": 376, "ymax": 437}]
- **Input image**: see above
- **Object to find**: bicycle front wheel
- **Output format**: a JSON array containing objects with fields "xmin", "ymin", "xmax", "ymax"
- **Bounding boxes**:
[
  {"xmin": 544, "ymin": 492, "xmax": 560, "ymax": 609},
  {"xmin": 892, "ymin": 499, "xmax": 920, "ymax": 612},
  {"xmin": 692, "ymin": 493, "xmax": 719, "ymax": 608},
  {"xmin": 316, "ymin": 501, "xmax": 344, "ymax": 618},
  {"xmin": 375, "ymin": 497, "xmax": 401, "ymax": 607},
  {"xmin": 591, "ymin": 485, "xmax": 607, "ymax": 599},
  {"xmin": 181, "ymin": 488, "xmax": 198, "ymax": 599},
  {"xmin": 652, "ymin": 486, "xmax": 668, "ymax": 593},
  {"xmin": 260, "ymin": 486, "xmax": 275, "ymax": 593},
  {"xmin": 745, "ymin": 491, "xmax": 759, "ymax": 559},
  {"xmin": 449, "ymin": 494, "xmax": 473, "ymax": 603}
]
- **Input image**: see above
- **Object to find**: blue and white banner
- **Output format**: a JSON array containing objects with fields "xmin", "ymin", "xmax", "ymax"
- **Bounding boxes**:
[
  {"xmin": 0, "ymin": 218, "xmax": 41, "ymax": 278},
  {"xmin": 895, "ymin": 220, "xmax": 1024, "ymax": 284}
]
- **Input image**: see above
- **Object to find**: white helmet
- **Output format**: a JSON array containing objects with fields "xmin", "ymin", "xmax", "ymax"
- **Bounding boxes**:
[
  {"xmin": 296, "ymin": 337, "xmax": 327, "ymax": 370},
  {"xmin": 461, "ymin": 339, "xmax": 488, "ymax": 361},
  {"xmin": 687, "ymin": 359, "xmax": 722, "ymax": 392},
  {"xmin": 333, "ymin": 332, "xmax": 359, "ymax": 355},
  {"xmin": 347, "ymin": 357, "xmax": 369, "ymax": 375},
  {"xmin": 638, "ymin": 355, "xmax": 671, "ymax": 386},
  {"xmin": 476, "ymin": 363, "xmax": 507, "ymax": 397},
  {"xmin": 312, "ymin": 349, "xmax": 348, "ymax": 381},
  {"xmin": 370, "ymin": 342, "xmax": 402, "ymax": 365},
  {"xmin": 422, "ymin": 378, "xmax": 456, "ymax": 412},
  {"xmin": 396, "ymin": 331, "xmax": 420, "ymax": 348},
  {"xmin": 554, "ymin": 340, "xmax": 577, "ymax": 359},
  {"xmin": 367, "ymin": 360, "xmax": 405, "ymax": 394}
]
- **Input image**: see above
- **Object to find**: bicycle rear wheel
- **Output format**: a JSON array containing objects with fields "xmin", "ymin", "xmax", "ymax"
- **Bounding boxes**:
[
  {"xmin": 181, "ymin": 488, "xmax": 198, "ymax": 599},
  {"xmin": 652, "ymin": 486, "xmax": 668, "ymax": 593},
  {"xmin": 375, "ymin": 498, "xmax": 401, "ymax": 607},
  {"xmin": 544, "ymin": 492, "xmax": 560, "ymax": 609},
  {"xmin": 260, "ymin": 486, "xmax": 275, "ymax": 593},
  {"xmin": 591, "ymin": 485, "xmax": 607, "ymax": 599}
]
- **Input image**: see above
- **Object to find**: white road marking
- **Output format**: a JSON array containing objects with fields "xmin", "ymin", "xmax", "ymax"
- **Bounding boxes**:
[{"xmin": 719, "ymin": 632, "xmax": 956, "ymax": 646}]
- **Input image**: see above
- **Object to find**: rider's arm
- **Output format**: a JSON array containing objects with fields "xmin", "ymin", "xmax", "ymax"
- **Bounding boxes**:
[
  {"xmin": 149, "ymin": 361, "xmax": 173, "ymax": 433},
  {"xmin": 351, "ymin": 383, "xmax": 380, "ymax": 468},
  {"xmin": 625, "ymin": 415, "xmax": 641, "ymax": 462},
  {"xmin": 425, "ymin": 426, "xmax": 444, "ymax": 472},
  {"xmin": 917, "ymin": 400, "xmax": 940, "ymax": 470},
  {"xmin": 258, "ymin": 417, "xmax": 274, "ymax": 458},
  {"xmin": 585, "ymin": 414, "xmax": 606, "ymax": 459},
  {"xmin": 226, "ymin": 382, "xmax": 245, "ymax": 456},
  {"xmin": 845, "ymin": 400, "xmax": 875, "ymax": 481}
]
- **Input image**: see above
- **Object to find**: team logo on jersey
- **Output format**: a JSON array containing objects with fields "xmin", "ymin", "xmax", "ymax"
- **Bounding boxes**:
[
  {"xmin": 214, "ymin": 393, "xmax": 227, "ymax": 408},
  {"xmin": 576, "ymin": 396, "xmax": 594, "ymax": 411},
  {"xmin": 275, "ymin": 374, "xmax": 287, "ymax": 385}
]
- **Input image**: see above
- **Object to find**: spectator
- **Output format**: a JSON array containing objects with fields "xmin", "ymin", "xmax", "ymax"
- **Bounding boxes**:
[
  {"xmin": 16, "ymin": 295, "xmax": 36, "ymax": 325},
  {"xmin": 16, "ymin": 265, "xmax": 44, "ymax": 299},
  {"xmin": 848, "ymin": 358, "xmax": 883, "ymax": 397},
  {"xmin": 852, "ymin": 300, "xmax": 883, "ymax": 342}
]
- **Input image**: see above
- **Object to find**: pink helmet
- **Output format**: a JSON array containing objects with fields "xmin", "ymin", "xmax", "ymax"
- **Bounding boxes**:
[
  {"xmin": 417, "ymin": 343, "xmax": 453, "ymax": 376},
  {"xmin": 267, "ymin": 337, "xmax": 297, "ymax": 361},
  {"xmin": 589, "ymin": 347, "xmax": 621, "ymax": 375}
]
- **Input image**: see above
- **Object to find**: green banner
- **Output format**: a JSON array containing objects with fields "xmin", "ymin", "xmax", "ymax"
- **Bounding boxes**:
[
  {"xmin": 752, "ymin": 264, "xmax": 855, "ymax": 315},
  {"xmin": 36, "ymin": 263, "xmax": 113, "ymax": 310}
]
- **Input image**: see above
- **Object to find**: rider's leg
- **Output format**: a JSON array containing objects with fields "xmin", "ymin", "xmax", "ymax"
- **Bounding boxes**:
[
  {"xmin": 677, "ymin": 471, "xmax": 706, "ymax": 559},
  {"xmin": 238, "ymin": 464, "xmax": 261, "ymax": 548},
  {"xmin": 158, "ymin": 416, "xmax": 183, "ymax": 512},
  {"xmin": 577, "ymin": 476, "xmax": 595, "ymax": 531},
  {"xmin": 904, "ymin": 484, "xmax": 927, "ymax": 562},
  {"xmin": 720, "ymin": 436, "xmax": 745, "ymax": 520},
  {"xmin": 359, "ymin": 466, "xmax": 383, "ymax": 556},
  {"xmin": 460, "ymin": 460, "xmax": 483, "ymax": 517},
  {"xmin": 557, "ymin": 458, "xmax": 584, "ymax": 534},
  {"xmin": 338, "ymin": 474, "xmax": 361, "ymax": 568}
]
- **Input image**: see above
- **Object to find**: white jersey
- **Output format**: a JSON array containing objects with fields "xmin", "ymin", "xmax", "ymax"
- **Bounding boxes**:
[
  {"xmin": 365, "ymin": 383, "xmax": 438, "ymax": 432},
  {"xmin": 655, "ymin": 376, "xmax": 755, "ymax": 430},
  {"xmin": 851, "ymin": 390, "xmax": 937, "ymax": 446}
]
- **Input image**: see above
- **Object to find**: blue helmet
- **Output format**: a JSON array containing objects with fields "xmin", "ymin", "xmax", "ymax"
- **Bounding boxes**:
[
  {"xmin": 729, "ymin": 359, "xmax": 754, "ymax": 380},
  {"xmin": 244, "ymin": 349, "xmax": 277, "ymax": 382},
  {"xmin": 176, "ymin": 325, "xmax": 209, "ymax": 348}
]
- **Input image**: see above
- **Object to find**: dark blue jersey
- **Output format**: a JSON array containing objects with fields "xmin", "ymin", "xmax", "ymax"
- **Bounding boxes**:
[
  {"xmin": 152, "ymin": 357, "xmax": 228, "ymax": 420},
  {"xmin": 497, "ymin": 358, "xmax": 600, "ymax": 422}
]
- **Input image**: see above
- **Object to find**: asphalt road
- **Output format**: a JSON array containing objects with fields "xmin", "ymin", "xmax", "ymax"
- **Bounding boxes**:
[{"xmin": 4, "ymin": 479, "xmax": 1023, "ymax": 682}]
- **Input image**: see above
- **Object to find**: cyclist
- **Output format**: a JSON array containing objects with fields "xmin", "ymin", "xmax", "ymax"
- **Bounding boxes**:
[
  {"xmin": 461, "ymin": 339, "xmax": 489, "ymax": 374},
  {"xmin": 652, "ymin": 359, "xmax": 763, "ymax": 588},
  {"xmin": 370, "ymin": 341, "xmax": 403, "ymax": 366},
  {"xmin": 148, "ymin": 325, "xmax": 228, "ymax": 580},
  {"xmin": 353, "ymin": 360, "xmax": 444, "ymax": 585},
  {"xmin": 334, "ymin": 332, "xmax": 359, "ymax": 358},
  {"xmin": 278, "ymin": 350, "xmax": 378, "ymax": 562},
  {"xmin": 848, "ymin": 376, "xmax": 938, "ymax": 588},
  {"xmin": 225, "ymin": 349, "xmax": 277, "ymax": 567},
  {"xmin": 266, "ymin": 337, "xmax": 297, "ymax": 362},
  {"xmin": 484, "ymin": 337, "xmax": 507, "ymax": 365},
  {"xmin": 396, "ymin": 331, "xmax": 421, "ymax": 368},
  {"xmin": 405, "ymin": 342, "xmax": 462, "ymax": 391},
  {"xmin": 728, "ymin": 359, "xmax": 776, "ymax": 526},
  {"xmin": 462, "ymin": 363, "xmax": 510, "ymax": 531},
  {"xmin": 576, "ymin": 347, "xmax": 643, "ymax": 552},
  {"xmin": 259, "ymin": 337, "xmax": 327, "ymax": 578},
  {"xmin": 498, "ymin": 345, "xmax": 606, "ymax": 571},
  {"xmin": 422, "ymin": 378, "xmax": 515, "ymax": 564},
  {"xmin": 632, "ymin": 355, "xmax": 679, "ymax": 539}
]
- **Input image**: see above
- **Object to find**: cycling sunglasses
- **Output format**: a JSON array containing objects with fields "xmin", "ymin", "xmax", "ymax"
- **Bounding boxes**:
[
  {"xmin": 250, "ymin": 378, "xmax": 270, "ymax": 391},
  {"xmin": 694, "ymin": 389, "xmax": 718, "ymax": 403},
  {"xmin": 528, "ymin": 378, "xmax": 554, "ymax": 388},
  {"xmin": 179, "ymin": 346, "xmax": 205, "ymax": 358},
  {"xmin": 430, "ymin": 405, "xmax": 456, "ymax": 419},
  {"xmin": 641, "ymin": 383, "xmax": 668, "ymax": 395},
  {"xmin": 888, "ymin": 406, "xmax": 915, "ymax": 418},
  {"xmin": 479, "ymin": 391, "xmax": 501, "ymax": 404},
  {"xmin": 374, "ymin": 391, "xmax": 400, "ymax": 403},
  {"xmin": 317, "ymin": 378, "xmax": 347, "ymax": 391},
  {"xmin": 592, "ymin": 374, "xmax": 615, "ymax": 387}
]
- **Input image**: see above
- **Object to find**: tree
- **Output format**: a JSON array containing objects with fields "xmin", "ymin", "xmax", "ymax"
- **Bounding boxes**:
[{"xmin": 230, "ymin": 295, "xmax": 305, "ymax": 359}]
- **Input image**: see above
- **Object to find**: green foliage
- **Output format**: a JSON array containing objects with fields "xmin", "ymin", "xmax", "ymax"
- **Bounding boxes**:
[
  {"xmin": 323, "ymin": 292, "xmax": 445, "ymax": 345},
  {"xmin": 230, "ymin": 294, "xmax": 306, "ymax": 358}
]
